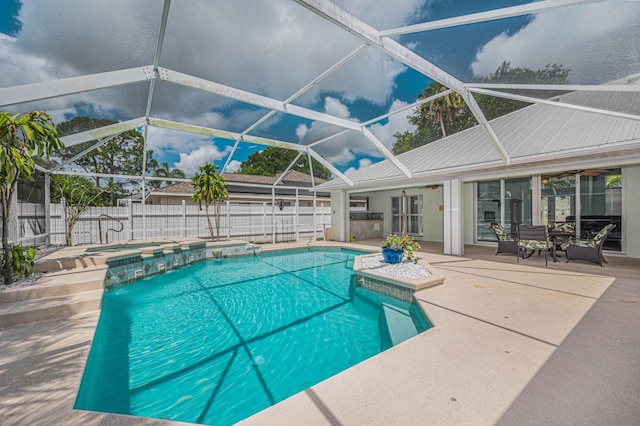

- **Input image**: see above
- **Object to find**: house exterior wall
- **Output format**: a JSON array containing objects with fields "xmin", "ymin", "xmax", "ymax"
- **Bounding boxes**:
[
  {"xmin": 330, "ymin": 162, "xmax": 640, "ymax": 259},
  {"xmin": 340, "ymin": 187, "xmax": 443, "ymax": 243}
]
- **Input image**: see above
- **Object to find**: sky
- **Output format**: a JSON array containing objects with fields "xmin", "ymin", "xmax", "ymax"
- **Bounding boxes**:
[{"xmin": 1, "ymin": 0, "xmax": 639, "ymax": 177}]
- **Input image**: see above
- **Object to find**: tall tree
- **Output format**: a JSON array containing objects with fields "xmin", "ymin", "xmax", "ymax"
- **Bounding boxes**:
[
  {"xmin": 150, "ymin": 161, "xmax": 186, "ymax": 189},
  {"xmin": 418, "ymin": 82, "xmax": 468, "ymax": 138},
  {"xmin": 191, "ymin": 163, "xmax": 229, "ymax": 241},
  {"xmin": 392, "ymin": 62, "xmax": 571, "ymax": 155},
  {"xmin": 473, "ymin": 61, "xmax": 570, "ymax": 121},
  {"xmin": 56, "ymin": 116, "xmax": 157, "ymax": 205},
  {"xmin": 0, "ymin": 111, "xmax": 64, "ymax": 285},
  {"xmin": 237, "ymin": 147, "xmax": 332, "ymax": 180}
]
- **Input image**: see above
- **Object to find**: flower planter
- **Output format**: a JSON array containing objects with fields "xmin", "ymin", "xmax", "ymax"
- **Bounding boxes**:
[{"xmin": 381, "ymin": 247, "xmax": 404, "ymax": 264}]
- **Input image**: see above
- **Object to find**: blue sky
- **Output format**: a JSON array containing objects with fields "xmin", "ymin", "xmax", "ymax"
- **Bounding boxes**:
[{"xmin": 1, "ymin": 0, "xmax": 639, "ymax": 177}]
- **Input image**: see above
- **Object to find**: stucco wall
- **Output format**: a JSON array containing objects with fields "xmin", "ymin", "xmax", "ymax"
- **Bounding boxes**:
[{"xmin": 346, "ymin": 188, "xmax": 443, "ymax": 242}]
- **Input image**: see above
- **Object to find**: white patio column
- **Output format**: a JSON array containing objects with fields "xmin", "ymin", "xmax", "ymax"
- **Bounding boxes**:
[
  {"xmin": 443, "ymin": 178, "xmax": 464, "ymax": 256},
  {"xmin": 330, "ymin": 191, "xmax": 348, "ymax": 242},
  {"xmin": 44, "ymin": 172, "xmax": 51, "ymax": 245}
]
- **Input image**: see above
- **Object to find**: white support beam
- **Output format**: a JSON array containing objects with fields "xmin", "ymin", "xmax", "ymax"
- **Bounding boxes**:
[
  {"xmin": 148, "ymin": 117, "xmax": 308, "ymax": 151},
  {"xmin": 307, "ymin": 152, "xmax": 316, "ymax": 188},
  {"xmin": 52, "ymin": 134, "xmax": 119, "ymax": 172},
  {"xmin": 465, "ymin": 93, "xmax": 511, "ymax": 164},
  {"xmin": 307, "ymin": 148, "xmax": 354, "ymax": 187},
  {"xmin": 381, "ymin": 0, "xmax": 604, "ymax": 36},
  {"xmin": 283, "ymin": 44, "xmax": 369, "ymax": 103},
  {"xmin": 469, "ymin": 87, "xmax": 640, "ymax": 122},
  {"xmin": 0, "ymin": 67, "xmax": 154, "ymax": 107},
  {"xmin": 292, "ymin": 0, "xmax": 466, "ymax": 93},
  {"xmin": 34, "ymin": 164, "xmax": 49, "ymax": 173},
  {"xmin": 221, "ymin": 139, "xmax": 242, "ymax": 173},
  {"xmin": 361, "ymin": 127, "xmax": 412, "ymax": 178},
  {"xmin": 308, "ymin": 129, "xmax": 351, "ymax": 147},
  {"xmin": 466, "ymin": 83, "xmax": 640, "ymax": 92},
  {"xmin": 51, "ymin": 170, "xmax": 143, "ymax": 180},
  {"xmin": 274, "ymin": 152, "xmax": 304, "ymax": 187},
  {"xmin": 362, "ymin": 89, "xmax": 453, "ymax": 126},
  {"xmin": 60, "ymin": 118, "xmax": 146, "ymax": 147},
  {"xmin": 159, "ymin": 67, "xmax": 362, "ymax": 131},
  {"xmin": 145, "ymin": 0, "xmax": 173, "ymax": 119}
]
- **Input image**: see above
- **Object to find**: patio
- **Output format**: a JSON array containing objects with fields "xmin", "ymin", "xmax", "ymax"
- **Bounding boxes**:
[{"xmin": 1, "ymin": 242, "xmax": 638, "ymax": 425}]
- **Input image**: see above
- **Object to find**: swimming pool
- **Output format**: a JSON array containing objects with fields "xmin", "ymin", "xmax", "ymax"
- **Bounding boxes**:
[{"xmin": 75, "ymin": 248, "xmax": 430, "ymax": 425}]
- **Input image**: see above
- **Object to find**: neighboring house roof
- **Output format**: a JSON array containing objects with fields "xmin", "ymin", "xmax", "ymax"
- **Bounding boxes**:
[
  {"xmin": 318, "ymin": 87, "xmax": 640, "ymax": 191},
  {"xmin": 149, "ymin": 170, "xmax": 328, "ymax": 197}
]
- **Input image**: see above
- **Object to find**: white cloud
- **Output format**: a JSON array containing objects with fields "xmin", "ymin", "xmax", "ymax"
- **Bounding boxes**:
[
  {"xmin": 146, "ymin": 127, "xmax": 220, "ymax": 156},
  {"xmin": 174, "ymin": 145, "xmax": 233, "ymax": 177},
  {"xmin": 296, "ymin": 124, "xmax": 309, "ymax": 140},
  {"xmin": 324, "ymin": 97, "xmax": 352, "ymax": 119},
  {"xmin": 225, "ymin": 160, "xmax": 243, "ymax": 173},
  {"xmin": 333, "ymin": 0, "xmax": 423, "ymax": 30},
  {"xmin": 471, "ymin": 3, "xmax": 640, "ymax": 83},
  {"xmin": 345, "ymin": 158, "xmax": 373, "ymax": 175},
  {"xmin": 1, "ymin": 0, "xmax": 424, "ymax": 123},
  {"xmin": 1, "ymin": 0, "xmax": 421, "ymax": 173},
  {"xmin": 305, "ymin": 97, "xmax": 415, "ymax": 166},
  {"xmin": 367, "ymin": 100, "xmax": 416, "ymax": 149}
]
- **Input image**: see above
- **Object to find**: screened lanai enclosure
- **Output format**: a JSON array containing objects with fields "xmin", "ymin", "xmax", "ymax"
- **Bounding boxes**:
[{"xmin": 1, "ymin": 0, "xmax": 639, "ymax": 250}]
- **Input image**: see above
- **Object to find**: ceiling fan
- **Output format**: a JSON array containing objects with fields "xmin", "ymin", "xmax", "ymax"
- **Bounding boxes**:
[{"xmin": 551, "ymin": 169, "xmax": 612, "ymax": 179}]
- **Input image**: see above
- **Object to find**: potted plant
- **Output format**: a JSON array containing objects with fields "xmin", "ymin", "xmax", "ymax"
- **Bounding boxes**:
[{"xmin": 381, "ymin": 234, "xmax": 421, "ymax": 264}]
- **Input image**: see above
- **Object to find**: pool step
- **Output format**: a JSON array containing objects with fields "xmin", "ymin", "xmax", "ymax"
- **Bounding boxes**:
[
  {"xmin": 0, "ymin": 266, "xmax": 106, "ymax": 328},
  {"xmin": 379, "ymin": 303, "xmax": 420, "ymax": 350},
  {"xmin": 35, "ymin": 255, "xmax": 108, "ymax": 273}
]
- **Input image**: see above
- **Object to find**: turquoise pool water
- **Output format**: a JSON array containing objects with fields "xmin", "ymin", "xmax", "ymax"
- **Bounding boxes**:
[{"xmin": 75, "ymin": 249, "xmax": 430, "ymax": 425}]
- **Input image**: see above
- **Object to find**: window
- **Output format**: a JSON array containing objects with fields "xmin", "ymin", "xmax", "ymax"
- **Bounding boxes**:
[
  {"xmin": 477, "ymin": 180, "xmax": 501, "ymax": 241},
  {"xmin": 407, "ymin": 195, "xmax": 423, "ymax": 236},
  {"xmin": 541, "ymin": 174, "xmax": 576, "ymax": 225},
  {"xmin": 505, "ymin": 177, "xmax": 532, "ymax": 235},
  {"xmin": 391, "ymin": 194, "xmax": 423, "ymax": 236},
  {"xmin": 579, "ymin": 168, "xmax": 621, "ymax": 251},
  {"xmin": 391, "ymin": 196, "xmax": 401, "ymax": 234}
]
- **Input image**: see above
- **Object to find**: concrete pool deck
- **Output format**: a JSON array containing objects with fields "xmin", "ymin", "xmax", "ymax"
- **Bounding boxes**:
[{"xmin": 1, "ymin": 241, "xmax": 639, "ymax": 425}]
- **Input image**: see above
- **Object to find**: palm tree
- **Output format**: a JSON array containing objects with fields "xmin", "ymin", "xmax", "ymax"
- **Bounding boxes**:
[
  {"xmin": 151, "ymin": 161, "xmax": 186, "ymax": 189},
  {"xmin": 418, "ymin": 82, "xmax": 466, "ymax": 138},
  {"xmin": 191, "ymin": 163, "xmax": 229, "ymax": 241}
]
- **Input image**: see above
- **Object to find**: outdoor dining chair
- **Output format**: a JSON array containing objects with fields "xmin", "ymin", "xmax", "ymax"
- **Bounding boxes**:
[
  {"xmin": 562, "ymin": 223, "xmax": 616, "ymax": 266},
  {"xmin": 517, "ymin": 225, "xmax": 553, "ymax": 267},
  {"xmin": 490, "ymin": 223, "xmax": 518, "ymax": 256}
]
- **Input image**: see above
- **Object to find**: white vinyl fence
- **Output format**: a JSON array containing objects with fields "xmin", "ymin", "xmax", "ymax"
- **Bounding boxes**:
[{"xmin": 48, "ymin": 202, "xmax": 331, "ymax": 246}]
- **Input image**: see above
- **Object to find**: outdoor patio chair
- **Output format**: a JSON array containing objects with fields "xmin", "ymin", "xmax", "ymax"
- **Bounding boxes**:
[
  {"xmin": 490, "ymin": 223, "xmax": 518, "ymax": 256},
  {"xmin": 562, "ymin": 223, "xmax": 616, "ymax": 267},
  {"xmin": 517, "ymin": 225, "xmax": 552, "ymax": 266}
]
